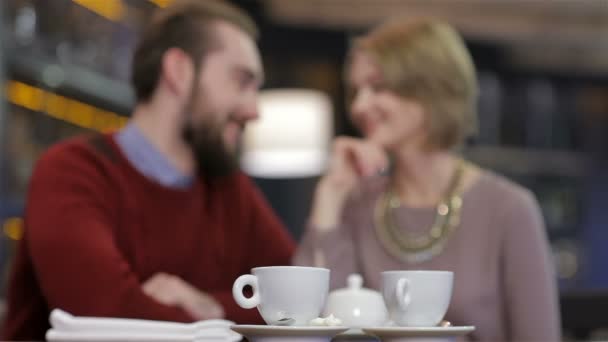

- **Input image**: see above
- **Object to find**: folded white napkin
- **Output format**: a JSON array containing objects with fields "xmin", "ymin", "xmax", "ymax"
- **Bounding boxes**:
[{"xmin": 46, "ymin": 309, "xmax": 241, "ymax": 342}]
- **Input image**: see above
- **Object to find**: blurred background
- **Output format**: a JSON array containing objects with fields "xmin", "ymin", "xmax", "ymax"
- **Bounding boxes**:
[{"xmin": 0, "ymin": 0, "xmax": 607, "ymax": 340}]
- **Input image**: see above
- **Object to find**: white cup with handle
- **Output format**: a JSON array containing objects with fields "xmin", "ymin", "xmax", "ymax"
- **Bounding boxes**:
[
  {"xmin": 382, "ymin": 270, "xmax": 453, "ymax": 327},
  {"xmin": 233, "ymin": 266, "xmax": 330, "ymax": 326}
]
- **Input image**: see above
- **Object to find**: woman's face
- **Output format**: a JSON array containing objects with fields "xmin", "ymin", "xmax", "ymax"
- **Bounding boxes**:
[{"xmin": 347, "ymin": 51, "xmax": 428, "ymax": 151}]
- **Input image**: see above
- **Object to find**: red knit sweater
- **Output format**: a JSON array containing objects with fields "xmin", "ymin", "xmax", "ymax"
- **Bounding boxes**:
[{"xmin": 1, "ymin": 133, "xmax": 295, "ymax": 340}]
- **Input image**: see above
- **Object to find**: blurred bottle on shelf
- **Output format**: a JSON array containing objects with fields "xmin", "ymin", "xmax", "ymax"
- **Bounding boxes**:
[
  {"xmin": 476, "ymin": 71, "xmax": 503, "ymax": 145},
  {"xmin": 13, "ymin": 0, "xmax": 37, "ymax": 47}
]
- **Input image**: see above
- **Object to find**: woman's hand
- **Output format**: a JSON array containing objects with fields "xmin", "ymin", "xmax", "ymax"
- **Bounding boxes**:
[{"xmin": 310, "ymin": 136, "xmax": 388, "ymax": 231}]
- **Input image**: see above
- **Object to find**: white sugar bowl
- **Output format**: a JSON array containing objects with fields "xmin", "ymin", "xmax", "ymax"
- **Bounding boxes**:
[{"xmin": 323, "ymin": 274, "xmax": 388, "ymax": 328}]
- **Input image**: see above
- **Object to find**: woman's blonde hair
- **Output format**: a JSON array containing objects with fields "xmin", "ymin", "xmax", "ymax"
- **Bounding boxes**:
[{"xmin": 352, "ymin": 17, "xmax": 478, "ymax": 150}]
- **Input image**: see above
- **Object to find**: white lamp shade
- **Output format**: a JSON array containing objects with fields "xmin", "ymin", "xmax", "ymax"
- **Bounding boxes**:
[{"xmin": 241, "ymin": 89, "xmax": 333, "ymax": 178}]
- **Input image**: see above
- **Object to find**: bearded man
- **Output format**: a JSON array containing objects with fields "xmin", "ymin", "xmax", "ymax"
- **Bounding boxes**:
[{"xmin": 2, "ymin": 1, "xmax": 295, "ymax": 340}]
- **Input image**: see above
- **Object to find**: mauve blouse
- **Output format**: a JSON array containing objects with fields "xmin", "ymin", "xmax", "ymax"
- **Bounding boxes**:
[{"xmin": 294, "ymin": 169, "xmax": 561, "ymax": 342}]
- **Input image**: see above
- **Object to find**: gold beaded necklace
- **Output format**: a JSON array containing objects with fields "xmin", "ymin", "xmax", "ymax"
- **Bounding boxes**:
[{"xmin": 374, "ymin": 158, "xmax": 468, "ymax": 263}]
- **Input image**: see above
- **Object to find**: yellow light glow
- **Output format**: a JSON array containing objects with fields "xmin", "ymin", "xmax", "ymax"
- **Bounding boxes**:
[
  {"xmin": 3, "ymin": 217, "xmax": 24, "ymax": 241},
  {"xmin": 6, "ymin": 81, "xmax": 43, "ymax": 112},
  {"xmin": 72, "ymin": 0, "xmax": 125, "ymax": 21},
  {"xmin": 149, "ymin": 0, "xmax": 172, "ymax": 8},
  {"xmin": 6, "ymin": 80, "xmax": 128, "ymax": 132}
]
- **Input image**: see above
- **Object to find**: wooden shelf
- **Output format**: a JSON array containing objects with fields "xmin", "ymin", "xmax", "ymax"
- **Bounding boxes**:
[
  {"xmin": 463, "ymin": 145, "xmax": 586, "ymax": 178},
  {"xmin": 7, "ymin": 48, "xmax": 134, "ymax": 115}
]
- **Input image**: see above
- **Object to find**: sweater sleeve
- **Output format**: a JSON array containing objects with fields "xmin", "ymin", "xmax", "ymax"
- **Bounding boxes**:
[
  {"xmin": 243, "ymin": 176, "xmax": 296, "ymax": 269},
  {"xmin": 292, "ymin": 194, "xmax": 359, "ymax": 290},
  {"xmin": 214, "ymin": 174, "xmax": 296, "ymax": 324},
  {"xmin": 501, "ymin": 189, "xmax": 561, "ymax": 341},
  {"xmin": 25, "ymin": 145, "xmax": 194, "ymax": 322}
]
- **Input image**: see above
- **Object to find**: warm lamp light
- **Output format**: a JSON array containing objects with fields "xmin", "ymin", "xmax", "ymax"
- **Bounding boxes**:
[{"xmin": 241, "ymin": 89, "xmax": 333, "ymax": 178}]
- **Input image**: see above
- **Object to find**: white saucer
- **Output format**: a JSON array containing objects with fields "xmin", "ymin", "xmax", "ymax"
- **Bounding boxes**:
[
  {"xmin": 338, "ymin": 328, "xmax": 365, "ymax": 335},
  {"xmin": 332, "ymin": 328, "xmax": 379, "ymax": 341},
  {"xmin": 362, "ymin": 326, "xmax": 475, "ymax": 342},
  {"xmin": 231, "ymin": 325, "xmax": 349, "ymax": 342}
]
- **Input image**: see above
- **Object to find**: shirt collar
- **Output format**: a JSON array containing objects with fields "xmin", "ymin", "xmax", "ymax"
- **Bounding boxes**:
[{"xmin": 115, "ymin": 122, "xmax": 194, "ymax": 188}]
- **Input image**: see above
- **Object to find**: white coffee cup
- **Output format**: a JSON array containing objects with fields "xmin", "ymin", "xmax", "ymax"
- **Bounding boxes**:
[
  {"xmin": 233, "ymin": 266, "xmax": 330, "ymax": 326},
  {"xmin": 382, "ymin": 270, "xmax": 453, "ymax": 327}
]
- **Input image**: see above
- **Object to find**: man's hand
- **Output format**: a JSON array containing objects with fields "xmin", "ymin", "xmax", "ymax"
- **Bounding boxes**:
[{"xmin": 142, "ymin": 273, "xmax": 225, "ymax": 321}]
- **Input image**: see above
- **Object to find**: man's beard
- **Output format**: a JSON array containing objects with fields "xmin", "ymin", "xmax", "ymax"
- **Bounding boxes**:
[{"xmin": 182, "ymin": 114, "xmax": 240, "ymax": 180}]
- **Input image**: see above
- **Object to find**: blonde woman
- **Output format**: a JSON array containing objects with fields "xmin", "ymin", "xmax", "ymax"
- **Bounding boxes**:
[{"xmin": 294, "ymin": 18, "xmax": 560, "ymax": 341}]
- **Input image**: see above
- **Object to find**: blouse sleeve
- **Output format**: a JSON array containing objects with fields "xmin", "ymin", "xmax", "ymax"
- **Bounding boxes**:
[
  {"xmin": 292, "ymin": 194, "xmax": 361, "ymax": 289},
  {"xmin": 500, "ymin": 188, "xmax": 561, "ymax": 341}
]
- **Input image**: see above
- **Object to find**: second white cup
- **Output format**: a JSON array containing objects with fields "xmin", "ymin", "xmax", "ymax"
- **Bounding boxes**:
[{"xmin": 382, "ymin": 270, "xmax": 453, "ymax": 327}]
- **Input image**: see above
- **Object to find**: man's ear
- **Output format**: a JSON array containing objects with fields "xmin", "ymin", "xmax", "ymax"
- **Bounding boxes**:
[{"xmin": 160, "ymin": 48, "xmax": 195, "ymax": 103}]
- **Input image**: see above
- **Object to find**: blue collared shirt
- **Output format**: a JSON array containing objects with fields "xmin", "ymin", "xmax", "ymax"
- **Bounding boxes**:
[{"xmin": 115, "ymin": 123, "xmax": 194, "ymax": 189}]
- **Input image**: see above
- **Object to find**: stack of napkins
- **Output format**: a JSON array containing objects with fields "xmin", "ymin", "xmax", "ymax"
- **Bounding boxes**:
[{"xmin": 46, "ymin": 309, "xmax": 242, "ymax": 342}]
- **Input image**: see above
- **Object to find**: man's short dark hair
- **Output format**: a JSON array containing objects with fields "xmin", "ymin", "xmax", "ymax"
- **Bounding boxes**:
[{"xmin": 131, "ymin": 0, "xmax": 258, "ymax": 102}]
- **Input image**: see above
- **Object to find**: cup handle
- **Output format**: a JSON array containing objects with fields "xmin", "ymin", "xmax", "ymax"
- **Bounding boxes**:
[
  {"xmin": 395, "ymin": 277, "xmax": 411, "ymax": 311},
  {"xmin": 232, "ymin": 274, "xmax": 260, "ymax": 309}
]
